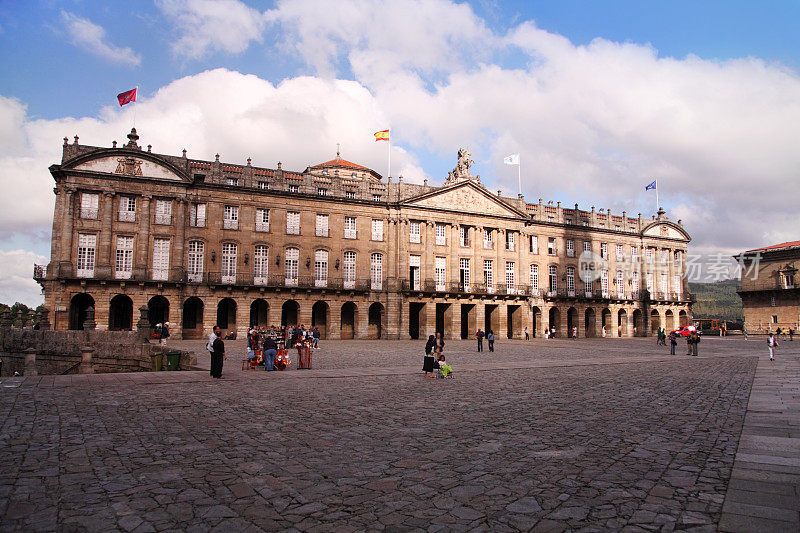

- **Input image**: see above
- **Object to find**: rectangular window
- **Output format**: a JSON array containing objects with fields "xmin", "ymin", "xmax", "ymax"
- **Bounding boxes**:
[
  {"xmin": 223, "ymin": 205, "xmax": 239, "ymax": 230},
  {"xmin": 317, "ymin": 188, "xmax": 327, "ymax": 196},
  {"xmin": 646, "ymin": 248, "xmax": 654, "ymax": 264},
  {"xmin": 152, "ymin": 238, "xmax": 170, "ymax": 281},
  {"xmin": 505, "ymin": 232, "xmax": 515, "ymax": 251},
  {"xmin": 345, "ymin": 190, "xmax": 355, "ymax": 199},
  {"xmin": 632, "ymin": 271, "xmax": 639, "ymax": 298},
  {"xmin": 118, "ymin": 196, "xmax": 135, "ymax": 222},
  {"xmin": 483, "ymin": 260, "xmax": 494, "ymax": 292},
  {"xmin": 585, "ymin": 273, "xmax": 593, "ymax": 296},
  {"xmin": 253, "ymin": 245, "xmax": 269, "ymax": 285},
  {"xmin": 409, "ymin": 254, "xmax": 421, "ymax": 290},
  {"xmin": 660, "ymin": 250, "xmax": 668, "ymax": 264},
  {"xmin": 460, "ymin": 227, "xmax": 470, "ymax": 247},
  {"xmin": 222, "ymin": 243, "xmax": 237, "ymax": 284},
  {"xmin": 660, "ymin": 273, "xmax": 668, "ymax": 295},
  {"xmin": 435, "ymin": 223, "xmax": 446, "ymax": 245},
  {"xmin": 631, "ymin": 245, "xmax": 639, "ymax": 264},
  {"xmin": 226, "ymin": 177, "xmax": 238, "ymax": 186},
  {"xmin": 530, "ymin": 235, "xmax": 538, "ymax": 254},
  {"xmin": 187, "ymin": 241, "xmax": 204, "ymax": 283},
  {"xmin": 284, "ymin": 247, "xmax": 299, "ymax": 286},
  {"xmin": 316, "ymin": 214, "xmax": 329, "ymax": 237},
  {"xmin": 344, "ymin": 216, "xmax": 357, "ymax": 239},
  {"xmin": 616, "ymin": 244, "xmax": 624, "ymax": 261},
  {"xmin": 646, "ymin": 272, "xmax": 654, "ymax": 294},
  {"xmin": 409, "ymin": 221, "xmax": 421, "ymax": 243},
  {"xmin": 483, "ymin": 229, "xmax": 493, "ymax": 249},
  {"xmin": 256, "ymin": 208, "xmax": 270, "ymax": 232},
  {"xmin": 549, "ymin": 265, "xmax": 557, "ymax": 294},
  {"xmin": 459, "ymin": 258, "xmax": 470, "ymax": 291},
  {"xmin": 286, "ymin": 211, "xmax": 300, "ymax": 235},
  {"xmin": 529, "ymin": 264, "xmax": 539, "ymax": 294},
  {"xmin": 288, "ymin": 184, "xmax": 299, "ymax": 193},
  {"xmin": 371, "ymin": 253, "xmax": 383, "ymax": 290},
  {"xmin": 76, "ymin": 233, "xmax": 96, "ymax": 277},
  {"xmin": 371, "ymin": 219, "xmax": 384, "ymax": 241},
  {"xmin": 583, "ymin": 240, "xmax": 591, "ymax": 252},
  {"xmin": 372, "ymin": 194, "xmax": 382, "ymax": 202},
  {"xmin": 258, "ymin": 181, "xmax": 269, "ymax": 190},
  {"xmin": 673, "ymin": 275, "xmax": 682, "ymax": 298},
  {"xmin": 566, "ymin": 239, "xmax": 574, "ymax": 257},
  {"xmin": 616, "ymin": 271, "xmax": 624, "ymax": 297},
  {"xmin": 343, "ymin": 251, "xmax": 356, "ymax": 289},
  {"xmin": 190, "ymin": 203, "xmax": 206, "ymax": 227},
  {"xmin": 566, "ymin": 266, "xmax": 575, "ymax": 295},
  {"xmin": 114, "ymin": 236, "xmax": 134, "ymax": 279},
  {"xmin": 155, "ymin": 199, "xmax": 172, "ymax": 225},
  {"xmin": 80, "ymin": 193, "xmax": 99, "ymax": 219},
  {"xmin": 600, "ymin": 242, "xmax": 608, "ymax": 259},
  {"xmin": 435, "ymin": 257, "xmax": 446, "ymax": 291},
  {"xmin": 674, "ymin": 251, "xmax": 682, "ymax": 268},
  {"xmin": 314, "ymin": 250, "xmax": 328, "ymax": 287},
  {"xmin": 505, "ymin": 261, "xmax": 515, "ymax": 292},
  {"xmin": 548, "ymin": 238, "xmax": 556, "ymax": 256},
  {"xmin": 601, "ymin": 270, "xmax": 609, "ymax": 297}
]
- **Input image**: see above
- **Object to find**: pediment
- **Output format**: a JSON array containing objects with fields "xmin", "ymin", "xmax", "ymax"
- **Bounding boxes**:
[
  {"xmin": 403, "ymin": 182, "xmax": 527, "ymax": 219},
  {"xmin": 642, "ymin": 221, "xmax": 690, "ymax": 241},
  {"xmin": 67, "ymin": 152, "xmax": 188, "ymax": 181}
]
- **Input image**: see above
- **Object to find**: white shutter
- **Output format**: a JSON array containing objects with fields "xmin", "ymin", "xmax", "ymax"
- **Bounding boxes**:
[
  {"xmin": 187, "ymin": 241, "xmax": 204, "ymax": 282},
  {"xmin": 316, "ymin": 214, "xmax": 329, "ymax": 237},
  {"xmin": 253, "ymin": 245, "xmax": 268, "ymax": 284},
  {"xmin": 371, "ymin": 253, "xmax": 383, "ymax": 290},
  {"xmin": 114, "ymin": 236, "xmax": 134, "ymax": 279},
  {"xmin": 222, "ymin": 243, "xmax": 237, "ymax": 283},
  {"xmin": 314, "ymin": 250, "xmax": 328, "ymax": 287},
  {"xmin": 77, "ymin": 233, "xmax": 96, "ymax": 277},
  {"xmin": 285, "ymin": 247, "xmax": 299, "ymax": 285},
  {"xmin": 435, "ymin": 256, "xmax": 446, "ymax": 291},
  {"xmin": 152, "ymin": 238, "xmax": 170, "ymax": 280},
  {"xmin": 343, "ymin": 251, "xmax": 356, "ymax": 289}
]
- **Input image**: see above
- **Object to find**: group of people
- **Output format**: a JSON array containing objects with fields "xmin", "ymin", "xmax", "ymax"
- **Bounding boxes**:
[
  {"xmin": 152, "ymin": 322, "xmax": 171, "ymax": 345},
  {"xmin": 423, "ymin": 332, "xmax": 453, "ymax": 378},
  {"xmin": 475, "ymin": 329, "xmax": 495, "ymax": 352}
]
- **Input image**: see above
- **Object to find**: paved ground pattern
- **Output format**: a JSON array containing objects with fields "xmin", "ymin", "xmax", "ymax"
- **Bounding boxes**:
[{"xmin": 0, "ymin": 338, "xmax": 791, "ymax": 531}]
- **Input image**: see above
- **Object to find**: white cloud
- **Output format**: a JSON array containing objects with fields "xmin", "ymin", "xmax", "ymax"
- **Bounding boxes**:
[
  {"xmin": 156, "ymin": 0, "xmax": 268, "ymax": 59},
  {"xmin": 0, "ymin": 250, "xmax": 47, "ymax": 307},
  {"xmin": 61, "ymin": 11, "xmax": 142, "ymax": 67}
]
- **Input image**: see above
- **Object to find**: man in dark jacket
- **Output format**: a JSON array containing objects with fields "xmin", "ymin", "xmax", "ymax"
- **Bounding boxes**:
[{"xmin": 210, "ymin": 325, "xmax": 225, "ymax": 378}]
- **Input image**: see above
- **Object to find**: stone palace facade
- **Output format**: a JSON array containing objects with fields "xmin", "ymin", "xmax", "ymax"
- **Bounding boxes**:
[
  {"xmin": 35, "ymin": 128, "xmax": 693, "ymax": 340},
  {"xmin": 737, "ymin": 241, "xmax": 799, "ymax": 333}
]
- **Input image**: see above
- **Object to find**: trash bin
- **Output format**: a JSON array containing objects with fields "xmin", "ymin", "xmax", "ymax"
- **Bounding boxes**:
[
  {"xmin": 297, "ymin": 345, "xmax": 312, "ymax": 369},
  {"xmin": 151, "ymin": 353, "xmax": 163, "ymax": 372},
  {"xmin": 165, "ymin": 351, "xmax": 181, "ymax": 371}
]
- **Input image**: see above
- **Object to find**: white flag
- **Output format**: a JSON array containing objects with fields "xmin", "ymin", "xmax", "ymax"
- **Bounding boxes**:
[{"xmin": 504, "ymin": 153, "xmax": 519, "ymax": 165}]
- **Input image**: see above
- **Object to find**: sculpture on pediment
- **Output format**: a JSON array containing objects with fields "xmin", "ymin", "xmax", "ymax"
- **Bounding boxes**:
[
  {"xmin": 115, "ymin": 157, "xmax": 143, "ymax": 176},
  {"xmin": 445, "ymin": 147, "xmax": 475, "ymax": 184}
]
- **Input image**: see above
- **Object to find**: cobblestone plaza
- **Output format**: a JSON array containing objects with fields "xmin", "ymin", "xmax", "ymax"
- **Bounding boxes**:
[{"xmin": 1, "ymin": 337, "xmax": 798, "ymax": 531}]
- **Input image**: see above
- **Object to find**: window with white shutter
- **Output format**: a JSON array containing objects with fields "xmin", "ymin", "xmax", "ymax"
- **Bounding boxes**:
[
  {"xmin": 530, "ymin": 235, "xmax": 538, "ymax": 254},
  {"xmin": 77, "ymin": 233, "xmax": 96, "ymax": 277},
  {"xmin": 256, "ymin": 208, "xmax": 270, "ymax": 232},
  {"xmin": 223, "ymin": 205, "xmax": 239, "ymax": 230},
  {"xmin": 253, "ymin": 245, "xmax": 268, "ymax": 285},
  {"xmin": 435, "ymin": 257, "xmax": 446, "ymax": 291},
  {"xmin": 190, "ymin": 203, "xmax": 206, "ymax": 227},
  {"xmin": 118, "ymin": 196, "xmax": 135, "ymax": 222},
  {"xmin": 344, "ymin": 216, "xmax": 357, "ymax": 239},
  {"xmin": 483, "ymin": 229, "xmax": 493, "ymax": 249},
  {"xmin": 566, "ymin": 266, "xmax": 575, "ymax": 295},
  {"xmin": 484, "ymin": 260, "xmax": 494, "ymax": 292},
  {"xmin": 616, "ymin": 270, "xmax": 624, "ymax": 297},
  {"xmin": 505, "ymin": 232, "xmax": 515, "ymax": 251},
  {"xmin": 673, "ymin": 275, "xmax": 682, "ymax": 299},
  {"xmin": 601, "ymin": 269, "xmax": 609, "ymax": 297},
  {"xmin": 371, "ymin": 219, "xmax": 383, "ymax": 241},
  {"xmin": 632, "ymin": 271, "xmax": 639, "ymax": 298},
  {"xmin": 371, "ymin": 253, "xmax": 383, "ymax": 290},
  {"xmin": 316, "ymin": 214, "xmax": 329, "ymax": 237},
  {"xmin": 155, "ymin": 200, "xmax": 172, "ymax": 225},
  {"xmin": 187, "ymin": 241, "xmax": 204, "ymax": 282},
  {"xmin": 343, "ymin": 251, "xmax": 356, "ymax": 289},
  {"xmin": 152, "ymin": 238, "xmax": 170, "ymax": 280},
  {"xmin": 435, "ymin": 223, "xmax": 446, "ymax": 245},
  {"xmin": 221, "ymin": 243, "xmax": 237, "ymax": 283},
  {"xmin": 459, "ymin": 258, "xmax": 470, "ymax": 291},
  {"xmin": 314, "ymin": 250, "xmax": 328, "ymax": 287},
  {"xmin": 286, "ymin": 211, "xmax": 300, "ymax": 235},
  {"xmin": 566, "ymin": 239, "xmax": 574, "ymax": 257},
  {"xmin": 530, "ymin": 264, "xmax": 539, "ymax": 294},
  {"xmin": 409, "ymin": 254, "xmax": 421, "ymax": 290},
  {"xmin": 549, "ymin": 265, "xmax": 557, "ymax": 294},
  {"xmin": 506, "ymin": 261, "xmax": 515, "ymax": 293},
  {"xmin": 409, "ymin": 221, "xmax": 421, "ymax": 243},
  {"xmin": 80, "ymin": 193, "xmax": 99, "ymax": 219},
  {"xmin": 114, "ymin": 236, "xmax": 134, "ymax": 279},
  {"xmin": 285, "ymin": 247, "xmax": 299, "ymax": 286}
]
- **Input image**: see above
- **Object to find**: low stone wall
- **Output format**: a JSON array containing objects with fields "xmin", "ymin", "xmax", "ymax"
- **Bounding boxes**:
[{"xmin": 0, "ymin": 329, "xmax": 196, "ymax": 376}]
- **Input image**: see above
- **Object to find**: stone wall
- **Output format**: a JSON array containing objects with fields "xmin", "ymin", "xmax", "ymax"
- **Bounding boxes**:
[{"xmin": 0, "ymin": 329, "xmax": 196, "ymax": 376}]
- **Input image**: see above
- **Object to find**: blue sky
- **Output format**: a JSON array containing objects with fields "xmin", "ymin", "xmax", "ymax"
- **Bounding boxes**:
[{"xmin": 1, "ymin": 0, "xmax": 799, "ymax": 305}]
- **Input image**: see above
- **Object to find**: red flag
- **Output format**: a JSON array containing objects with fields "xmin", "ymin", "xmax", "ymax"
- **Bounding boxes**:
[{"xmin": 117, "ymin": 88, "xmax": 137, "ymax": 106}]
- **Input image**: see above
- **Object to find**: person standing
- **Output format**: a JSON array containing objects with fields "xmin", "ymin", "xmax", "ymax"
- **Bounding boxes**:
[
  {"xmin": 669, "ymin": 331, "xmax": 677, "ymax": 355},
  {"xmin": 686, "ymin": 333, "xmax": 693, "ymax": 355},
  {"xmin": 263, "ymin": 333, "xmax": 277, "ymax": 371},
  {"xmin": 313, "ymin": 327, "xmax": 321, "ymax": 349},
  {"xmin": 572, "ymin": 326, "xmax": 577, "ymax": 339},
  {"xmin": 435, "ymin": 332, "xmax": 445, "ymax": 355},
  {"xmin": 524, "ymin": 327, "xmax": 529, "ymax": 340},
  {"xmin": 768, "ymin": 333, "xmax": 778, "ymax": 361},
  {"xmin": 210, "ymin": 325, "xmax": 226, "ymax": 378},
  {"xmin": 476, "ymin": 329, "xmax": 484, "ymax": 352},
  {"xmin": 423, "ymin": 335, "xmax": 436, "ymax": 378},
  {"xmin": 690, "ymin": 331, "xmax": 700, "ymax": 356},
  {"xmin": 487, "ymin": 330, "xmax": 495, "ymax": 352},
  {"xmin": 742, "ymin": 327, "xmax": 748, "ymax": 340},
  {"xmin": 789, "ymin": 328, "xmax": 794, "ymax": 342}
]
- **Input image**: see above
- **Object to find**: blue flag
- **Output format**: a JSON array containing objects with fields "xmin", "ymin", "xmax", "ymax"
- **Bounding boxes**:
[{"xmin": 645, "ymin": 180, "xmax": 657, "ymax": 191}]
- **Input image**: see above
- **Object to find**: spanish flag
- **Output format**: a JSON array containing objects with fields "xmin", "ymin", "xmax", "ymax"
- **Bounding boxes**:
[{"xmin": 374, "ymin": 129, "xmax": 389, "ymax": 142}]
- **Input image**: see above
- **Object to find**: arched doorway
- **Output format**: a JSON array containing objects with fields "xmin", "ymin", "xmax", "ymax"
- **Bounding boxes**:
[
  {"xmin": 217, "ymin": 298, "xmax": 237, "ymax": 337},
  {"xmin": 548, "ymin": 307, "xmax": 561, "ymax": 336},
  {"xmin": 148, "ymin": 296, "xmax": 169, "ymax": 327},
  {"xmin": 341, "ymin": 302, "xmax": 357, "ymax": 339},
  {"xmin": 281, "ymin": 300, "xmax": 299, "ymax": 327},
  {"xmin": 567, "ymin": 307, "xmax": 578, "ymax": 337},
  {"xmin": 182, "ymin": 297, "xmax": 204, "ymax": 339},
  {"xmin": 109, "ymin": 294, "xmax": 133, "ymax": 331},
  {"xmin": 585, "ymin": 308, "xmax": 596, "ymax": 337},
  {"xmin": 250, "ymin": 299, "xmax": 269, "ymax": 328},
  {"xmin": 368, "ymin": 302, "xmax": 384, "ymax": 339},
  {"xmin": 650, "ymin": 309, "xmax": 661, "ymax": 335},
  {"xmin": 312, "ymin": 301, "xmax": 329, "ymax": 338},
  {"xmin": 665, "ymin": 309, "xmax": 675, "ymax": 332},
  {"xmin": 69, "ymin": 293, "xmax": 95, "ymax": 330},
  {"xmin": 531, "ymin": 306, "xmax": 541, "ymax": 338},
  {"xmin": 679, "ymin": 310, "xmax": 688, "ymax": 327},
  {"xmin": 618, "ymin": 309, "xmax": 628, "ymax": 337},
  {"xmin": 633, "ymin": 309, "xmax": 643, "ymax": 336},
  {"xmin": 601, "ymin": 308, "xmax": 611, "ymax": 337}
]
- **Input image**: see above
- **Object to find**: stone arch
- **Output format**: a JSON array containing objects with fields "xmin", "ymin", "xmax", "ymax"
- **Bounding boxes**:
[
  {"xmin": 531, "ymin": 306, "xmax": 542, "ymax": 338},
  {"xmin": 109, "ymin": 294, "xmax": 133, "ymax": 331},
  {"xmin": 650, "ymin": 309, "xmax": 661, "ymax": 334},
  {"xmin": 633, "ymin": 309, "xmax": 643, "ymax": 336},
  {"xmin": 601, "ymin": 308, "xmax": 612, "ymax": 337},
  {"xmin": 281, "ymin": 300, "xmax": 299, "ymax": 327},
  {"xmin": 182, "ymin": 297, "xmax": 204, "ymax": 339},
  {"xmin": 548, "ymin": 307, "xmax": 561, "ymax": 336},
  {"xmin": 585, "ymin": 307, "xmax": 596, "ymax": 337},
  {"xmin": 250, "ymin": 299, "xmax": 269, "ymax": 328},
  {"xmin": 341, "ymin": 302, "xmax": 357, "ymax": 339},
  {"xmin": 665, "ymin": 309, "xmax": 675, "ymax": 332},
  {"xmin": 312, "ymin": 301, "xmax": 329, "ymax": 339},
  {"xmin": 217, "ymin": 298, "xmax": 237, "ymax": 337},
  {"xmin": 618, "ymin": 309, "xmax": 628, "ymax": 337},
  {"xmin": 368, "ymin": 302, "xmax": 384, "ymax": 339},
  {"xmin": 567, "ymin": 307, "xmax": 578, "ymax": 337},
  {"xmin": 147, "ymin": 295, "xmax": 169, "ymax": 327},
  {"xmin": 679, "ymin": 309, "xmax": 689, "ymax": 327},
  {"xmin": 69, "ymin": 293, "xmax": 95, "ymax": 330}
]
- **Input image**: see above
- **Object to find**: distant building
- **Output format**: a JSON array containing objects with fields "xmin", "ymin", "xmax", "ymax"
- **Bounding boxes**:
[
  {"xmin": 34, "ymin": 128, "xmax": 693, "ymax": 339},
  {"xmin": 737, "ymin": 241, "xmax": 800, "ymax": 333}
]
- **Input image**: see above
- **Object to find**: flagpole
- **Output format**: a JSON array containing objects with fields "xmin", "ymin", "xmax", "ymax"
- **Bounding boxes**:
[
  {"xmin": 387, "ymin": 128, "xmax": 391, "ymax": 179},
  {"xmin": 655, "ymin": 179, "xmax": 659, "ymax": 212},
  {"xmin": 517, "ymin": 155, "xmax": 522, "ymax": 197},
  {"xmin": 133, "ymin": 85, "xmax": 138, "ymax": 129}
]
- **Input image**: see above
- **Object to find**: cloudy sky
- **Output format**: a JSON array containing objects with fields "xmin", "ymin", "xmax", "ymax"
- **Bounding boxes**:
[{"xmin": 1, "ymin": 0, "xmax": 799, "ymax": 306}]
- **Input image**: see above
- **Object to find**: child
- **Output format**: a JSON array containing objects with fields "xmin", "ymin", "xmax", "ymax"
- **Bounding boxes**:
[{"xmin": 438, "ymin": 354, "xmax": 453, "ymax": 378}]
